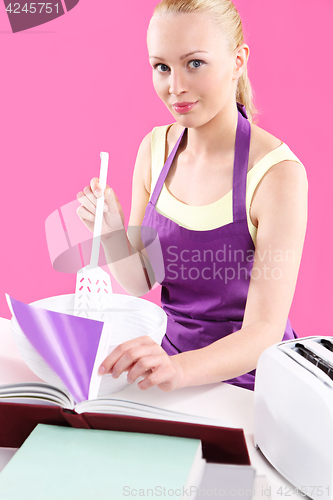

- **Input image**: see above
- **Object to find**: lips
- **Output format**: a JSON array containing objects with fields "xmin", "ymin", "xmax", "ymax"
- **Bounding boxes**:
[{"xmin": 172, "ymin": 101, "xmax": 198, "ymax": 113}]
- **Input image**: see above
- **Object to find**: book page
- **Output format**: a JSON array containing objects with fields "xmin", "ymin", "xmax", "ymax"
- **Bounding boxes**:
[
  {"xmin": 6, "ymin": 294, "xmax": 104, "ymax": 404},
  {"xmin": 88, "ymin": 322, "xmax": 116, "ymax": 400},
  {"xmin": 0, "ymin": 382, "xmax": 73, "ymax": 407},
  {"xmin": 74, "ymin": 397, "xmax": 229, "ymax": 427}
]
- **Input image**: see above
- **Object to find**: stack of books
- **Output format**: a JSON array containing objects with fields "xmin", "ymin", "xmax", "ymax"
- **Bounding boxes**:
[{"xmin": 0, "ymin": 295, "xmax": 256, "ymax": 499}]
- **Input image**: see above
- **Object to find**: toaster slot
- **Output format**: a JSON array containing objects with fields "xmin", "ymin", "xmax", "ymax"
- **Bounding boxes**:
[
  {"xmin": 294, "ymin": 343, "xmax": 333, "ymax": 380},
  {"xmin": 319, "ymin": 338, "xmax": 333, "ymax": 352}
]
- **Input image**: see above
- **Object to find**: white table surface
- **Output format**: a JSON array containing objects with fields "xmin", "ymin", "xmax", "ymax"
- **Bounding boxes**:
[{"xmin": 0, "ymin": 317, "xmax": 306, "ymax": 499}]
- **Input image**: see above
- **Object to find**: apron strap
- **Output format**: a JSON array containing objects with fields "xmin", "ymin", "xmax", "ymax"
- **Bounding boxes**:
[
  {"xmin": 150, "ymin": 128, "xmax": 186, "ymax": 207},
  {"xmin": 233, "ymin": 106, "xmax": 251, "ymax": 222},
  {"xmin": 150, "ymin": 103, "xmax": 251, "ymax": 220}
]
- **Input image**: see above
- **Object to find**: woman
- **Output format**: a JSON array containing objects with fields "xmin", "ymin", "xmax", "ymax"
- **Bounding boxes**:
[{"xmin": 77, "ymin": 0, "xmax": 308, "ymax": 392}]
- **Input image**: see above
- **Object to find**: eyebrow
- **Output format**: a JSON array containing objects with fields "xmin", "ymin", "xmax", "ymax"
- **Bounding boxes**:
[{"xmin": 149, "ymin": 50, "xmax": 208, "ymax": 60}]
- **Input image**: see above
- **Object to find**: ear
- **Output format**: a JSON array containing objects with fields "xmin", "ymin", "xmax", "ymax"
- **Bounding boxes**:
[{"xmin": 233, "ymin": 43, "xmax": 250, "ymax": 80}]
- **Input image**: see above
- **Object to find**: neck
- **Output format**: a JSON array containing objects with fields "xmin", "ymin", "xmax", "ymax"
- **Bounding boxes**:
[{"xmin": 184, "ymin": 100, "xmax": 239, "ymax": 158}]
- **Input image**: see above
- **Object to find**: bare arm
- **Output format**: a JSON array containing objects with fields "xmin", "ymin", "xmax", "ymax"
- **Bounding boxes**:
[{"xmin": 98, "ymin": 159, "xmax": 308, "ymax": 391}]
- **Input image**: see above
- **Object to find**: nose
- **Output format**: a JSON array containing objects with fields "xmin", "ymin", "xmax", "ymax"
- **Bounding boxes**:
[{"xmin": 168, "ymin": 70, "xmax": 187, "ymax": 95}]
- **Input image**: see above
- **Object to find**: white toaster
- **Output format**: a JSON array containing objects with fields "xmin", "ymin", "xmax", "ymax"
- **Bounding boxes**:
[{"xmin": 254, "ymin": 336, "xmax": 333, "ymax": 500}]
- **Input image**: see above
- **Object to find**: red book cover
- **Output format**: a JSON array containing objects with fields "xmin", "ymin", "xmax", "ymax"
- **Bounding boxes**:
[{"xmin": 0, "ymin": 402, "xmax": 250, "ymax": 465}]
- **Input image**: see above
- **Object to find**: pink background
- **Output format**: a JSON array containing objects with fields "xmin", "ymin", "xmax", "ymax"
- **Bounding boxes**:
[{"xmin": 0, "ymin": 1, "xmax": 331, "ymax": 340}]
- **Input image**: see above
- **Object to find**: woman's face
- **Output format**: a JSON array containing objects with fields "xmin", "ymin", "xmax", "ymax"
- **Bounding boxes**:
[{"xmin": 147, "ymin": 12, "xmax": 246, "ymax": 128}]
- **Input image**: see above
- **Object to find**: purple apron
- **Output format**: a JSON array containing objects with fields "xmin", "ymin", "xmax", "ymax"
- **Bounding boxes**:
[{"xmin": 141, "ymin": 104, "xmax": 297, "ymax": 390}]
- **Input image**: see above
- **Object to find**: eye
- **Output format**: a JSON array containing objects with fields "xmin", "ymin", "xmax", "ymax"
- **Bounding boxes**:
[
  {"xmin": 154, "ymin": 63, "xmax": 170, "ymax": 73},
  {"xmin": 188, "ymin": 59, "xmax": 204, "ymax": 69}
]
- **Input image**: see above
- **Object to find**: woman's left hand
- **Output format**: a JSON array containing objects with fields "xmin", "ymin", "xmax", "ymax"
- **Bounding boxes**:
[{"xmin": 98, "ymin": 336, "xmax": 185, "ymax": 392}]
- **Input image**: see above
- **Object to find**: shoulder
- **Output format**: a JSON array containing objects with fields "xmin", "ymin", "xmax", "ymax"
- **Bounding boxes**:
[
  {"xmin": 129, "ymin": 130, "xmax": 154, "ymax": 199},
  {"xmin": 151, "ymin": 123, "xmax": 175, "ymax": 142},
  {"xmin": 249, "ymin": 123, "xmax": 283, "ymax": 169},
  {"xmin": 249, "ymin": 123, "xmax": 308, "ymax": 226},
  {"xmin": 250, "ymin": 122, "xmax": 307, "ymax": 183},
  {"xmin": 137, "ymin": 129, "xmax": 152, "ymax": 155},
  {"xmin": 250, "ymin": 122, "xmax": 308, "ymax": 201},
  {"xmin": 133, "ymin": 124, "xmax": 175, "ymax": 194},
  {"xmin": 163, "ymin": 122, "xmax": 183, "ymax": 157}
]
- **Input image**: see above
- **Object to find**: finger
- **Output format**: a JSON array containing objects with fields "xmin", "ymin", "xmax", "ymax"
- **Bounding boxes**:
[
  {"xmin": 127, "ymin": 353, "xmax": 165, "ymax": 384},
  {"xmin": 83, "ymin": 185, "xmax": 109, "ymax": 214},
  {"xmin": 137, "ymin": 363, "xmax": 175, "ymax": 391},
  {"xmin": 77, "ymin": 189, "xmax": 97, "ymax": 215},
  {"xmin": 104, "ymin": 185, "xmax": 112, "ymax": 201},
  {"xmin": 83, "ymin": 185, "xmax": 98, "ymax": 207},
  {"xmin": 112, "ymin": 345, "xmax": 162, "ymax": 380},
  {"xmin": 137, "ymin": 365, "xmax": 165, "ymax": 390},
  {"xmin": 137, "ymin": 375, "xmax": 155, "ymax": 391},
  {"xmin": 98, "ymin": 336, "xmax": 158, "ymax": 375},
  {"xmin": 76, "ymin": 205, "xmax": 95, "ymax": 222},
  {"xmin": 90, "ymin": 177, "xmax": 104, "ymax": 198},
  {"xmin": 104, "ymin": 187, "xmax": 121, "ymax": 214},
  {"xmin": 134, "ymin": 369, "xmax": 153, "ymax": 388}
]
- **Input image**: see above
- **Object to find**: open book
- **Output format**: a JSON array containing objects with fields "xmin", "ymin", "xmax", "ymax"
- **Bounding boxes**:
[
  {"xmin": 1, "ymin": 295, "xmax": 251, "ymax": 467},
  {"xmin": 0, "ymin": 380, "xmax": 233, "ymax": 427},
  {"xmin": 3, "ymin": 294, "xmax": 225, "ymax": 426},
  {"xmin": 6, "ymin": 294, "xmax": 120, "ymax": 402}
]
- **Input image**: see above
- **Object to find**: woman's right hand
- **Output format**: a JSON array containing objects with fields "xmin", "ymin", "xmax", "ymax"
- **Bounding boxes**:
[{"xmin": 76, "ymin": 177, "xmax": 125, "ymax": 237}]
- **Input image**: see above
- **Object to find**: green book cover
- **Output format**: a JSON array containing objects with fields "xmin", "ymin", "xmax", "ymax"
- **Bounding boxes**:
[{"xmin": 0, "ymin": 424, "xmax": 203, "ymax": 500}]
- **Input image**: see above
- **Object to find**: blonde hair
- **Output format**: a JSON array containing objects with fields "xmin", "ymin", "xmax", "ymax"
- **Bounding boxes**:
[{"xmin": 151, "ymin": 0, "xmax": 257, "ymax": 122}]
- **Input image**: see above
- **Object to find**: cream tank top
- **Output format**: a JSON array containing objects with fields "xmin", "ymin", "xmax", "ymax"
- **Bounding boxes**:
[{"xmin": 149, "ymin": 124, "xmax": 304, "ymax": 245}]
